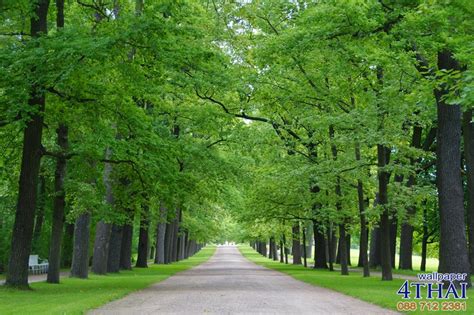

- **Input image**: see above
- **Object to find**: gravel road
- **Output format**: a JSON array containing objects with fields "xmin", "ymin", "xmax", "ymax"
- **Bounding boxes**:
[{"xmin": 90, "ymin": 245, "xmax": 398, "ymax": 315}]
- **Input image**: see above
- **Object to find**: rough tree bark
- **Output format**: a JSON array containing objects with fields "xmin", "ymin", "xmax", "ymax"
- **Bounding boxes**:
[
  {"xmin": 271, "ymin": 237, "xmax": 278, "ymax": 261},
  {"xmin": 389, "ymin": 217, "xmax": 397, "ymax": 269},
  {"xmin": 92, "ymin": 221, "xmax": 111, "ymax": 274},
  {"xmin": 421, "ymin": 206, "xmax": 429, "ymax": 272},
  {"xmin": 5, "ymin": 0, "xmax": 50, "ymax": 288},
  {"xmin": 176, "ymin": 208, "xmax": 184, "ymax": 261},
  {"xmin": 435, "ymin": 50, "xmax": 471, "ymax": 286},
  {"xmin": 292, "ymin": 223, "xmax": 302, "ymax": 265},
  {"xmin": 136, "ymin": 205, "xmax": 150, "ymax": 268},
  {"xmin": 302, "ymin": 228, "xmax": 307, "ymax": 267},
  {"xmin": 355, "ymin": 143, "xmax": 369, "ymax": 276},
  {"xmin": 154, "ymin": 203, "xmax": 167, "ymax": 264},
  {"xmin": 282, "ymin": 233, "xmax": 289, "ymax": 264},
  {"xmin": 312, "ymin": 220, "xmax": 327, "ymax": 269},
  {"xmin": 119, "ymin": 221, "xmax": 133, "ymax": 270},
  {"xmin": 32, "ymin": 175, "xmax": 46, "ymax": 253},
  {"xmin": 164, "ymin": 221, "xmax": 173, "ymax": 264},
  {"xmin": 171, "ymin": 208, "xmax": 180, "ymax": 262},
  {"xmin": 399, "ymin": 126, "xmax": 422, "ymax": 270},
  {"xmin": 61, "ymin": 223, "xmax": 74, "ymax": 268},
  {"xmin": 183, "ymin": 231, "xmax": 189, "ymax": 259},
  {"xmin": 107, "ymin": 224, "xmax": 123, "ymax": 272},
  {"xmin": 279, "ymin": 239, "xmax": 284, "ymax": 263},
  {"xmin": 329, "ymin": 125, "xmax": 348, "ymax": 274},
  {"xmin": 339, "ymin": 224, "xmax": 349, "ymax": 275},
  {"xmin": 70, "ymin": 213, "xmax": 91, "ymax": 278},
  {"xmin": 326, "ymin": 226, "xmax": 335, "ymax": 271},
  {"xmin": 305, "ymin": 222, "xmax": 313, "ymax": 259},
  {"xmin": 369, "ymin": 227, "xmax": 381, "ymax": 268},
  {"xmin": 463, "ymin": 109, "xmax": 474, "ymax": 274},
  {"xmin": 47, "ymin": 124, "xmax": 68, "ymax": 284},
  {"xmin": 92, "ymin": 153, "xmax": 114, "ymax": 275},
  {"xmin": 178, "ymin": 229, "xmax": 186, "ymax": 260},
  {"xmin": 378, "ymin": 144, "xmax": 393, "ymax": 281}
]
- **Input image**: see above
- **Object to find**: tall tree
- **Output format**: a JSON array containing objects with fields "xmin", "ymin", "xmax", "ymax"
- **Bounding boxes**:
[
  {"xmin": 6, "ymin": 0, "xmax": 51, "ymax": 288},
  {"xmin": 435, "ymin": 50, "xmax": 471, "ymax": 286}
]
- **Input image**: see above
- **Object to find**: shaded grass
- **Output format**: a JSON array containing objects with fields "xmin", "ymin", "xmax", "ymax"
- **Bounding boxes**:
[
  {"xmin": 0, "ymin": 246, "xmax": 215, "ymax": 315},
  {"xmin": 240, "ymin": 245, "xmax": 472, "ymax": 315},
  {"xmin": 347, "ymin": 248, "xmax": 439, "ymax": 274}
]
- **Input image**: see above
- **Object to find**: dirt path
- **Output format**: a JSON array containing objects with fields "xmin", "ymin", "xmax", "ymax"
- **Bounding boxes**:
[{"xmin": 90, "ymin": 245, "xmax": 397, "ymax": 315}]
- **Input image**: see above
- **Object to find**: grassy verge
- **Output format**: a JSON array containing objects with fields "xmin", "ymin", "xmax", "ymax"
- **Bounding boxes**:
[
  {"xmin": 240, "ymin": 245, "xmax": 472, "ymax": 315},
  {"xmin": 347, "ymin": 248, "xmax": 439, "ymax": 272},
  {"xmin": 0, "ymin": 246, "xmax": 215, "ymax": 315}
]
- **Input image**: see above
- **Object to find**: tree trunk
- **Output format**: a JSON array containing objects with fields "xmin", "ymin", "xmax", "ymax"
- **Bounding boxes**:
[
  {"xmin": 463, "ymin": 109, "xmax": 474, "ymax": 274},
  {"xmin": 5, "ymin": 0, "xmax": 50, "ymax": 288},
  {"xmin": 279, "ymin": 239, "xmax": 284, "ymax": 263},
  {"xmin": 187, "ymin": 240, "xmax": 196, "ymax": 257},
  {"xmin": 92, "ymin": 221, "xmax": 111, "ymax": 274},
  {"xmin": 136, "ymin": 208, "xmax": 149, "ymax": 268},
  {"xmin": 302, "ymin": 228, "xmax": 307, "ymax": 267},
  {"xmin": 171, "ymin": 208, "xmax": 180, "ymax": 262},
  {"xmin": 268, "ymin": 239, "xmax": 272, "ymax": 258},
  {"xmin": 399, "ymin": 126, "xmax": 422, "ymax": 270},
  {"xmin": 305, "ymin": 222, "xmax": 313, "ymax": 259},
  {"xmin": 421, "ymin": 207, "xmax": 429, "ymax": 272},
  {"xmin": 180, "ymin": 230, "xmax": 187, "ymax": 260},
  {"xmin": 164, "ymin": 222, "xmax": 173, "ymax": 264},
  {"xmin": 61, "ymin": 222, "xmax": 74, "ymax": 268},
  {"xmin": 32, "ymin": 175, "xmax": 46, "ymax": 253},
  {"xmin": 107, "ymin": 224, "xmax": 123, "ymax": 273},
  {"xmin": 119, "ymin": 222, "xmax": 133, "ymax": 270},
  {"xmin": 355, "ymin": 142, "xmax": 369, "ymax": 277},
  {"xmin": 47, "ymin": 124, "xmax": 68, "ymax": 284},
  {"xmin": 435, "ymin": 50, "xmax": 471, "ymax": 286},
  {"xmin": 399, "ymin": 218, "xmax": 414, "ymax": 270},
  {"xmin": 389, "ymin": 217, "xmax": 397, "ymax": 268},
  {"xmin": 378, "ymin": 144, "xmax": 393, "ymax": 281},
  {"xmin": 292, "ymin": 223, "xmax": 302, "ymax": 265},
  {"xmin": 339, "ymin": 224, "xmax": 349, "ymax": 275},
  {"xmin": 70, "ymin": 213, "xmax": 91, "ymax": 278},
  {"xmin": 155, "ymin": 221, "xmax": 166, "ymax": 263},
  {"xmin": 312, "ymin": 220, "xmax": 327, "ymax": 268},
  {"xmin": 155, "ymin": 204, "xmax": 167, "ymax": 264},
  {"xmin": 326, "ymin": 226, "xmax": 335, "ymax": 271},
  {"xmin": 282, "ymin": 233, "xmax": 288, "ymax": 264},
  {"xmin": 183, "ymin": 231, "xmax": 189, "ymax": 259},
  {"xmin": 346, "ymin": 234, "xmax": 351, "ymax": 266},
  {"xmin": 176, "ymin": 208, "xmax": 184, "ymax": 261},
  {"xmin": 92, "ymin": 151, "xmax": 114, "ymax": 275},
  {"xmin": 369, "ymin": 227, "xmax": 381, "ymax": 268},
  {"xmin": 336, "ymin": 236, "xmax": 342, "ymax": 264},
  {"xmin": 272, "ymin": 237, "xmax": 278, "ymax": 261},
  {"xmin": 259, "ymin": 241, "xmax": 267, "ymax": 257}
]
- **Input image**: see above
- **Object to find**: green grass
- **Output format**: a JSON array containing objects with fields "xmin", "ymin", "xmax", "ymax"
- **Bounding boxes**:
[
  {"xmin": 240, "ymin": 245, "xmax": 472, "ymax": 315},
  {"xmin": 0, "ymin": 246, "xmax": 215, "ymax": 315},
  {"xmin": 347, "ymin": 248, "xmax": 439, "ymax": 274}
]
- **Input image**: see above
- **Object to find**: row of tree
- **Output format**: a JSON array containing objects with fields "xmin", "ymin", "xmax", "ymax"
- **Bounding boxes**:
[
  {"xmin": 1, "ymin": 0, "xmax": 473, "ymax": 290},
  {"xmin": 0, "ymin": 0, "xmax": 236, "ymax": 288},
  {"xmin": 202, "ymin": 0, "xmax": 473, "ymax": 288}
]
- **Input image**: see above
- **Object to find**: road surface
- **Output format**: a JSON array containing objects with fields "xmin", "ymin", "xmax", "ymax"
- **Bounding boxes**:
[{"xmin": 91, "ymin": 245, "xmax": 397, "ymax": 314}]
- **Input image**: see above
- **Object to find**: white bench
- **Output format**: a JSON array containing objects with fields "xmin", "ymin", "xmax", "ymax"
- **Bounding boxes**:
[{"xmin": 28, "ymin": 255, "xmax": 49, "ymax": 274}]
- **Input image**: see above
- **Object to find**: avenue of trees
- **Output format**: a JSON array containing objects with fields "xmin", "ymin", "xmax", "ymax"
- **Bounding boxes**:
[{"xmin": 0, "ymin": 0, "xmax": 473, "ymax": 290}]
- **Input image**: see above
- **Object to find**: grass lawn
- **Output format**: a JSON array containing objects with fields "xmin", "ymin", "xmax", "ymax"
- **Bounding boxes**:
[
  {"xmin": 0, "ymin": 246, "xmax": 215, "ymax": 315},
  {"xmin": 240, "ymin": 245, "xmax": 472, "ymax": 315},
  {"xmin": 347, "ymin": 248, "xmax": 439, "ymax": 275}
]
